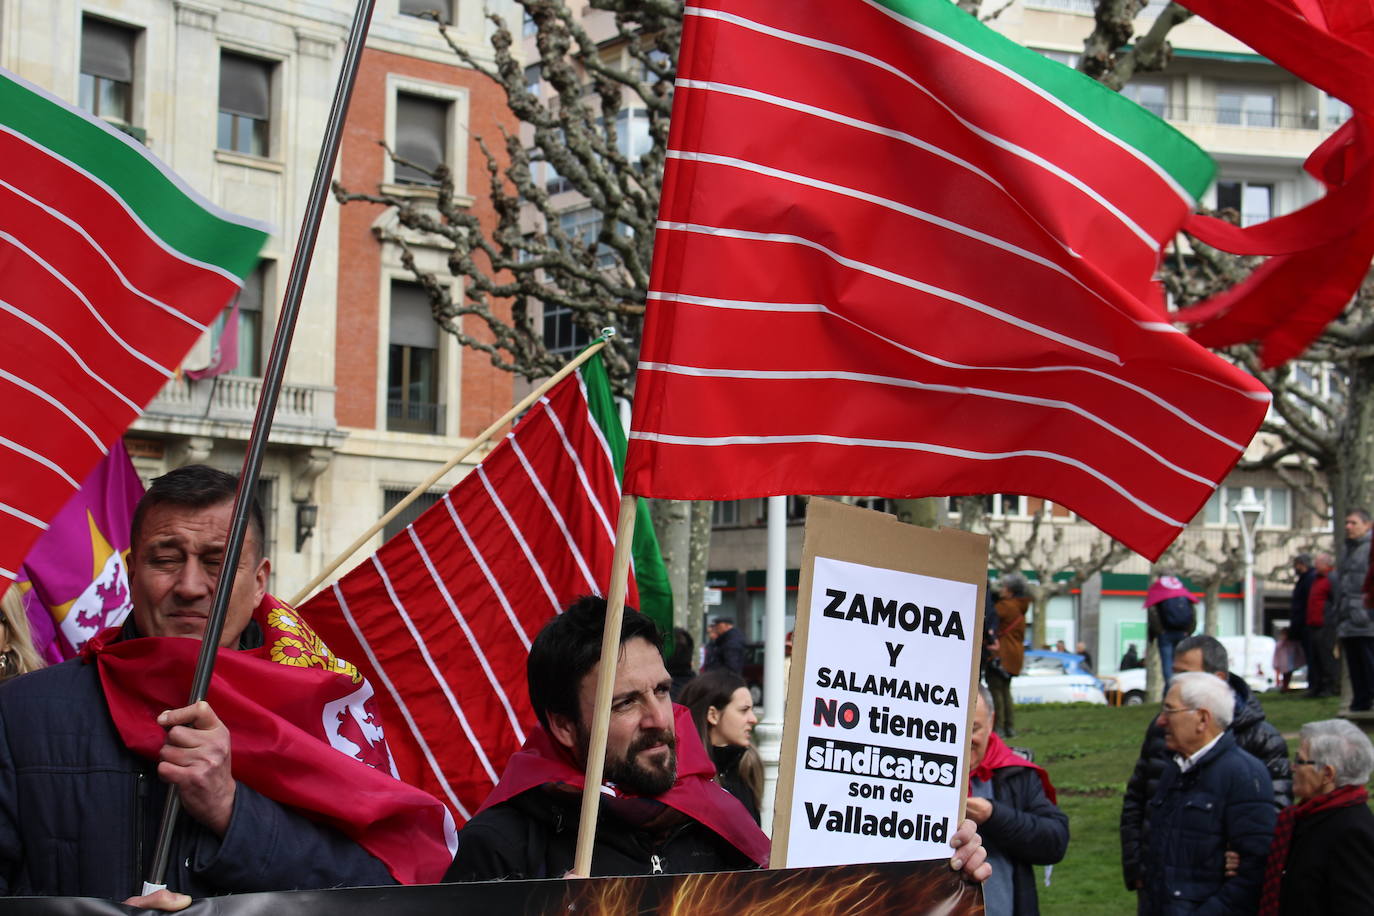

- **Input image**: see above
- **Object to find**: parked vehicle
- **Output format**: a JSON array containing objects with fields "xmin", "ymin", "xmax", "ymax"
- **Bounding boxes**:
[
  {"xmin": 1011, "ymin": 650, "xmax": 1108, "ymax": 705},
  {"xmin": 1104, "ymin": 635, "xmax": 1278, "ymax": 705}
]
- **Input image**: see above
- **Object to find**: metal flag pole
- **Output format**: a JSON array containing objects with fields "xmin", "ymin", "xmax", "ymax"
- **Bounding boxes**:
[{"xmin": 143, "ymin": 0, "xmax": 378, "ymax": 893}]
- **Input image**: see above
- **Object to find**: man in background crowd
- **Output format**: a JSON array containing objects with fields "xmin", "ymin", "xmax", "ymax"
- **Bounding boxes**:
[
  {"xmin": 1306, "ymin": 552, "xmax": 1338, "ymax": 697},
  {"xmin": 1136, "ymin": 673, "xmax": 1277, "ymax": 914},
  {"xmin": 1334, "ymin": 510, "xmax": 1374, "ymax": 711},
  {"xmin": 703, "ymin": 616, "xmax": 745, "ymax": 675},
  {"xmin": 1290, "ymin": 553, "xmax": 1315, "ymax": 687},
  {"xmin": 987, "ymin": 574, "xmax": 1029, "ymax": 739},
  {"xmin": 1120, "ymin": 635, "xmax": 1290, "ymax": 894},
  {"xmin": 965, "ymin": 686, "xmax": 1068, "ymax": 915},
  {"xmin": 1144, "ymin": 574, "xmax": 1196, "ymax": 686}
]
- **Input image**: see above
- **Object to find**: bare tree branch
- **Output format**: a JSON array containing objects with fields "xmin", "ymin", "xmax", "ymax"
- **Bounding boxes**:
[{"xmin": 332, "ymin": 0, "xmax": 687, "ymax": 394}]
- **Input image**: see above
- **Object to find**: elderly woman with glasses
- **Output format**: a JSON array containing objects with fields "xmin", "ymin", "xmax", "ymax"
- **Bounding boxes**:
[{"xmin": 1256, "ymin": 719, "xmax": 1374, "ymax": 915}]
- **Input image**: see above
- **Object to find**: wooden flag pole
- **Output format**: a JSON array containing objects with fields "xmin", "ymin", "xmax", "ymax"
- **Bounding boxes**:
[
  {"xmin": 572, "ymin": 493, "xmax": 639, "ymax": 877},
  {"xmin": 288, "ymin": 334, "xmax": 611, "ymax": 606}
]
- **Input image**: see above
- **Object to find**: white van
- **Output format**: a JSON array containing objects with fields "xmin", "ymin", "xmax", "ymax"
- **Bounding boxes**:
[{"xmin": 1105, "ymin": 634, "xmax": 1277, "ymax": 705}]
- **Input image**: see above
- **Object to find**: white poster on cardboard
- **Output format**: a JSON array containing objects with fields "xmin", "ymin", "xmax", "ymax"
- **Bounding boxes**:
[{"xmin": 782, "ymin": 555, "xmax": 979, "ymax": 868}]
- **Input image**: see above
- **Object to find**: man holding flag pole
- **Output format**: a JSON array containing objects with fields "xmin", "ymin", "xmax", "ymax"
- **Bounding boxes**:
[
  {"xmin": 0, "ymin": 465, "xmax": 455, "ymax": 905},
  {"xmin": 0, "ymin": 0, "xmax": 459, "ymax": 907}
]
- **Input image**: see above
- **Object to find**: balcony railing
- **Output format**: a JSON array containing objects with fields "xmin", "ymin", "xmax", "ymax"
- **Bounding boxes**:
[
  {"xmin": 1142, "ymin": 105, "xmax": 1322, "ymax": 131},
  {"xmin": 144, "ymin": 374, "xmax": 337, "ymax": 434},
  {"xmin": 387, "ymin": 399, "xmax": 444, "ymax": 435}
]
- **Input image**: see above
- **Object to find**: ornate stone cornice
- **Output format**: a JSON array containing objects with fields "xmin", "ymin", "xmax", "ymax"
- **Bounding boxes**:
[
  {"xmin": 174, "ymin": 0, "xmax": 218, "ymax": 31},
  {"xmin": 295, "ymin": 27, "xmax": 337, "ymax": 60}
]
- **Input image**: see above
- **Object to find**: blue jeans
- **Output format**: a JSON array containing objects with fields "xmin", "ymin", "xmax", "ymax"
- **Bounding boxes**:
[{"xmin": 1158, "ymin": 630, "xmax": 1189, "ymax": 686}]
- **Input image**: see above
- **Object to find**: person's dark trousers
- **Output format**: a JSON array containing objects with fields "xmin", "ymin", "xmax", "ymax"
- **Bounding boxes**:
[
  {"xmin": 1157, "ymin": 629, "xmax": 1189, "ymax": 685},
  {"xmin": 985, "ymin": 667, "xmax": 1015, "ymax": 736},
  {"xmin": 1344, "ymin": 636, "xmax": 1374, "ymax": 710},
  {"xmin": 1300, "ymin": 628, "xmax": 1316, "ymax": 691},
  {"xmin": 1307, "ymin": 625, "xmax": 1337, "ymax": 696}
]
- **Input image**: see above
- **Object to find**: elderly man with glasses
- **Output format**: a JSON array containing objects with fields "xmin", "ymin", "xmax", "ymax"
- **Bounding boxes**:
[{"xmin": 1137, "ymin": 672, "xmax": 1277, "ymax": 915}]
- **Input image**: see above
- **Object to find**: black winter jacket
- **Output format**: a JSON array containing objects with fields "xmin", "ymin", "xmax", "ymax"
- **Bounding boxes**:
[
  {"xmin": 710, "ymin": 744, "xmax": 760, "ymax": 825},
  {"xmin": 446, "ymin": 787, "xmax": 757, "ymax": 880},
  {"xmin": 1278, "ymin": 800, "xmax": 1374, "ymax": 914},
  {"xmin": 1334, "ymin": 529, "xmax": 1374, "ymax": 638},
  {"xmin": 1139, "ymin": 732, "xmax": 1276, "ymax": 915},
  {"xmin": 0, "ymin": 656, "xmax": 393, "ymax": 899},
  {"xmin": 1289, "ymin": 568, "xmax": 1316, "ymax": 638},
  {"xmin": 980, "ymin": 766, "xmax": 1069, "ymax": 916},
  {"xmin": 1119, "ymin": 673, "xmax": 1290, "ymax": 889},
  {"xmin": 704, "ymin": 627, "xmax": 746, "ymax": 675}
]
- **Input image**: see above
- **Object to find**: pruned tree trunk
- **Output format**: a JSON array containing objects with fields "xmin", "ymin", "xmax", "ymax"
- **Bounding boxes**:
[
  {"xmin": 652, "ymin": 498, "xmax": 691, "ymax": 629},
  {"xmin": 1204, "ymin": 578, "xmax": 1221, "ymax": 635},
  {"xmin": 1336, "ymin": 354, "xmax": 1374, "ymax": 559},
  {"xmin": 687, "ymin": 500, "xmax": 712, "ymax": 641},
  {"xmin": 1031, "ymin": 590, "xmax": 1051, "ymax": 650},
  {"xmin": 892, "ymin": 497, "xmax": 941, "ymax": 529},
  {"xmin": 1145, "ymin": 633, "xmax": 1164, "ymax": 703}
]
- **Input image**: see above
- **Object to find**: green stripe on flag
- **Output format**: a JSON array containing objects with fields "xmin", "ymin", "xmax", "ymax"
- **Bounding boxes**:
[
  {"xmin": 579, "ymin": 351, "xmax": 676, "ymax": 642},
  {"xmin": 870, "ymin": 0, "xmax": 1215, "ymax": 201},
  {"xmin": 0, "ymin": 70, "xmax": 267, "ymax": 279}
]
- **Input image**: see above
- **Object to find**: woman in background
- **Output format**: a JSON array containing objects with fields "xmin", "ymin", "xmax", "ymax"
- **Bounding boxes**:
[
  {"xmin": 680, "ymin": 669, "xmax": 764, "ymax": 823},
  {"xmin": 1258, "ymin": 718, "xmax": 1374, "ymax": 914},
  {"xmin": 0, "ymin": 586, "xmax": 45, "ymax": 682}
]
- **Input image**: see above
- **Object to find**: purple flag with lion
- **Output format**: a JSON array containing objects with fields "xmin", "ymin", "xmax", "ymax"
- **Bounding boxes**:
[{"xmin": 18, "ymin": 440, "xmax": 143, "ymax": 661}]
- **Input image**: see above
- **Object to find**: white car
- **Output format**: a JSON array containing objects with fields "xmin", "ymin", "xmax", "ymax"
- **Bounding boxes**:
[
  {"xmin": 1105, "ymin": 635, "xmax": 1277, "ymax": 705},
  {"xmin": 1010, "ymin": 650, "xmax": 1108, "ymax": 705}
]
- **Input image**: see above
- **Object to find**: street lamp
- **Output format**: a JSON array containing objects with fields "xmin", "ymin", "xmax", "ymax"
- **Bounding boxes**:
[
  {"xmin": 1231, "ymin": 487, "xmax": 1264, "ymax": 682},
  {"xmin": 758, "ymin": 495, "xmax": 788, "ymax": 832}
]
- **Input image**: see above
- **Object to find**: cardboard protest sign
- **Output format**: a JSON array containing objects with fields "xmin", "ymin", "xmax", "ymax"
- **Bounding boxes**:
[{"xmin": 771, "ymin": 499, "xmax": 987, "ymax": 869}]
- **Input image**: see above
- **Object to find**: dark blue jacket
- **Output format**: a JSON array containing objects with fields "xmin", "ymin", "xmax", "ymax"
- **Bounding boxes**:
[
  {"xmin": 981, "ymin": 766, "xmax": 1069, "ymax": 916},
  {"xmin": 1120, "ymin": 673, "xmax": 1290, "ymax": 889},
  {"xmin": 1289, "ymin": 568, "xmax": 1316, "ymax": 638},
  {"xmin": 704, "ymin": 627, "xmax": 746, "ymax": 675},
  {"xmin": 0, "ymin": 655, "xmax": 393, "ymax": 899},
  {"xmin": 1140, "ymin": 732, "xmax": 1276, "ymax": 915}
]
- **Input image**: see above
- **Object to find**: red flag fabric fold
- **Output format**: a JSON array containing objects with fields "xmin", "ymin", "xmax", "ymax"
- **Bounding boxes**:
[
  {"xmin": 1172, "ymin": 0, "xmax": 1374, "ymax": 366},
  {"xmin": 83, "ymin": 596, "xmax": 457, "ymax": 885},
  {"xmin": 623, "ymin": 0, "xmax": 1270, "ymax": 561}
]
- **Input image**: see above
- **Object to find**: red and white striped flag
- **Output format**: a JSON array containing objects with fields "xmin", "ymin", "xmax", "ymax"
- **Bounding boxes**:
[
  {"xmin": 300, "ymin": 364, "xmax": 637, "ymax": 823},
  {"xmin": 0, "ymin": 68, "xmax": 267, "ymax": 582},
  {"xmin": 623, "ymin": 0, "xmax": 1271, "ymax": 560}
]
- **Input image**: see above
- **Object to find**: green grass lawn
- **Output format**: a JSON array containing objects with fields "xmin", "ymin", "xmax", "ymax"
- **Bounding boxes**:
[{"xmin": 1011, "ymin": 692, "xmax": 1347, "ymax": 915}]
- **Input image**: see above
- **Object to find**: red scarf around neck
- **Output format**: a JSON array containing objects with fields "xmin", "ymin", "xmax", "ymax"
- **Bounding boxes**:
[
  {"xmin": 969, "ymin": 731, "xmax": 1057, "ymax": 805},
  {"xmin": 81, "ymin": 595, "xmax": 457, "ymax": 884},
  {"xmin": 478, "ymin": 703, "xmax": 770, "ymax": 868},
  {"xmin": 1258, "ymin": 783, "xmax": 1369, "ymax": 915}
]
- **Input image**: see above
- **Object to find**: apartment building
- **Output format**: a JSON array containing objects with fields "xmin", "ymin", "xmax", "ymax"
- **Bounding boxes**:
[{"xmin": 1, "ymin": 0, "xmax": 517, "ymax": 596}]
